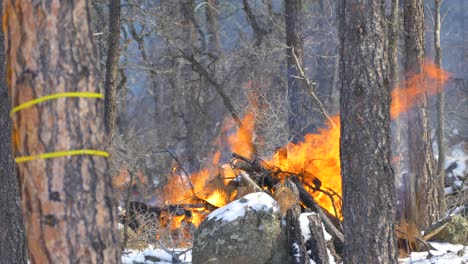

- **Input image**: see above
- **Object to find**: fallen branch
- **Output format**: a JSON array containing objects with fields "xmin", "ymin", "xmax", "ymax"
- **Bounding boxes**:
[{"xmin": 422, "ymin": 215, "xmax": 454, "ymax": 241}]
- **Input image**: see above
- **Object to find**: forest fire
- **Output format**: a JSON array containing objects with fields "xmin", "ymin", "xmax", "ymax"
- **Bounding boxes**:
[{"xmin": 148, "ymin": 61, "xmax": 451, "ymax": 233}]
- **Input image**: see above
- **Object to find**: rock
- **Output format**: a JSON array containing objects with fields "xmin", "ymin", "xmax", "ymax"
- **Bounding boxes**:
[
  {"xmin": 192, "ymin": 192, "xmax": 291, "ymax": 264},
  {"xmin": 431, "ymin": 215, "xmax": 468, "ymax": 245}
]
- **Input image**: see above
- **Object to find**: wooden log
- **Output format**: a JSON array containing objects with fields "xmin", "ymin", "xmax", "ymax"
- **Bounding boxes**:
[
  {"xmin": 306, "ymin": 213, "xmax": 330, "ymax": 264},
  {"xmin": 290, "ymin": 177, "xmax": 345, "ymax": 245},
  {"xmin": 287, "ymin": 209, "xmax": 308, "ymax": 264},
  {"xmin": 282, "ymin": 179, "xmax": 308, "ymax": 264}
]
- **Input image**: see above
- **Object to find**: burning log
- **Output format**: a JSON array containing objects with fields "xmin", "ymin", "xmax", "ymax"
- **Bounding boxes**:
[
  {"xmin": 229, "ymin": 151, "xmax": 346, "ymax": 264},
  {"xmin": 231, "ymin": 152, "xmax": 344, "ymax": 246}
]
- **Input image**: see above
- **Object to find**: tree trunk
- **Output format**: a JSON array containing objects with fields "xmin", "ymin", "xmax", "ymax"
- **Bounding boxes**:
[
  {"xmin": 104, "ymin": 0, "xmax": 122, "ymax": 141},
  {"xmin": 434, "ymin": 0, "xmax": 447, "ymax": 216},
  {"xmin": 404, "ymin": 0, "xmax": 440, "ymax": 229},
  {"xmin": 338, "ymin": 1, "xmax": 397, "ymax": 263},
  {"xmin": 285, "ymin": 0, "xmax": 309, "ymax": 142},
  {"xmin": 0, "ymin": 4, "xmax": 27, "ymax": 262},
  {"xmin": 3, "ymin": 1, "xmax": 120, "ymax": 263},
  {"xmin": 388, "ymin": 0, "xmax": 402, "ymax": 181}
]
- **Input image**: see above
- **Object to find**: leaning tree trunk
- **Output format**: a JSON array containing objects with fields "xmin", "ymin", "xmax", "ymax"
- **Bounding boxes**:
[
  {"xmin": 434, "ymin": 0, "xmax": 447, "ymax": 216},
  {"xmin": 404, "ymin": 0, "xmax": 440, "ymax": 230},
  {"xmin": 338, "ymin": 1, "xmax": 398, "ymax": 263},
  {"xmin": 3, "ymin": 1, "xmax": 120, "ymax": 263},
  {"xmin": 285, "ymin": 0, "xmax": 310, "ymax": 142},
  {"xmin": 0, "ymin": 5, "xmax": 27, "ymax": 262}
]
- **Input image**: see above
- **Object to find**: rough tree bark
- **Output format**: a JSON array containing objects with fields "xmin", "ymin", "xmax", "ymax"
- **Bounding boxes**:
[
  {"xmin": 104, "ymin": 0, "xmax": 122, "ymax": 141},
  {"xmin": 388, "ymin": 0, "xmax": 402, "ymax": 181},
  {"xmin": 338, "ymin": 1, "xmax": 397, "ymax": 263},
  {"xmin": 404, "ymin": 0, "xmax": 440, "ymax": 229},
  {"xmin": 434, "ymin": 0, "xmax": 447, "ymax": 216},
  {"xmin": 0, "ymin": 4, "xmax": 27, "ymax": 262},
  {"xmin": 285, "ymin": 0, "xmax": 310, "ymax": 142},
  {"xmin": 3, "ymin": 1, "xmax": 120, "ymax": 263}
]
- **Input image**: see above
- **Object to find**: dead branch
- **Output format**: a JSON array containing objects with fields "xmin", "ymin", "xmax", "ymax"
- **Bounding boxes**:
[
  {"xmin": 422, "ymin": 214, "xmax": 453, "ymax": 241},
  {"xmin": 290, "ymin": 46, "xmax": 336, "ymax": 128}
]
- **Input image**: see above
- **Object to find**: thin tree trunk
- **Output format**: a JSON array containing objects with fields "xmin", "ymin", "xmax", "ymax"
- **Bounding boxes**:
[
  {"xmin": 338, "ymin": 1, "xmax": 397, "ymax": 263},
  {"xmin": 404, "ymin": 0, "xmax": 440, "ymax": 229},
  {"xmin": 104, "ymin": 0, "xmax": 121, "ymax": 141},
  {"xmin": 0, "ymin": 4, "xmax": 27, "ymax": 262},
  {"xmin": 3, "ymin": 1, "xmax": 120, "ymax": 263},
  {"xmin": 285, "ymin": 0, "xmax": 309, "ymax": 142},
  {"xmin": 434, "ymin": 0, "xmax": 447, "ymax": 216}
]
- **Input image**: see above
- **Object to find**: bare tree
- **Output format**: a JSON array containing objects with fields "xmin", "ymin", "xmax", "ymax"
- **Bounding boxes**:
[
  {"xmin": 0, "ymin": 3, "xmax": 27, "ymax": 262},
  {"xmin": 404, "ymin": 0, "xmax": 440, "ymax": 229},
  {"xmin": 3, "ymin": 1, "xmax": 120, "ymax": 262},
  {"xmin": 434, "ymin": 0, "xmax": 447, "ymax": 216},
  {"xmin": 338, "ymin": 0, "xmax": 398, "ymax": 262}
]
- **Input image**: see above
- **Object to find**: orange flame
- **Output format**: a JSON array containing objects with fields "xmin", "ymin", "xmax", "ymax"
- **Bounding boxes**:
[
  {"xmin": 155, "ymin": 61, "xmax": 450, "ymax": 232},
  {"xmin": 227, "ymin": 112, "xmax": 255, "ymax": 159},
  {"xmin": 269, "ymin": 116, "xmax": 342, "ymax": 218},
  {"xmin": 391, "ymin": 62, "xmax": 451, "ymax": 119}
]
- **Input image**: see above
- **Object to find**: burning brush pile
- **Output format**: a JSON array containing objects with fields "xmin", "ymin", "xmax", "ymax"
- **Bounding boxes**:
[
  {"xmin": 120, "ymin": 112, "xmax": 343, "ymax": 249},
  {"xmin": 118, "ymin": 62, "xmax": 456, "ymax": 259}
]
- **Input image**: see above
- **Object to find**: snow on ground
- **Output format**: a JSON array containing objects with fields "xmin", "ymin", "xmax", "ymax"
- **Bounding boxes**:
[
  {"xmin": 399, "ymin": 242, "xmax": 468, "ymax": 264},
  {"xmin": 444, "ymin": 142, "xmax": 467, "ymax": 195},
  {"xmin": 122, "ymin": 246, "xmax": 192, "ymax": 264},
  {"xmin": 207, "ymin": 192, "xmax": 278, "ymax": 222},
  {"xmin": 121, "ymin": 242, "xmax": 467, "ymax": 263}
]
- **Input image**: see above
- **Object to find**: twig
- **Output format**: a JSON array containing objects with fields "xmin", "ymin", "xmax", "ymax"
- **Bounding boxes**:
[
  {"xmin": 290, "ymin": 46, "xmax": 336, "ymax": 128},
  {"xmin": 163, "ymin": 147, "xmax": 196, "ymax": 197},
  {"xmin": 156, "ymin": 240, "xmax": 182, "ymax": 263}
]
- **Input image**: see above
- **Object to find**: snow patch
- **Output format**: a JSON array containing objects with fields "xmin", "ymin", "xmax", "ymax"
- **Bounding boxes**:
[
  {"xmin": 121, "ymin": 245, "xmax": 192, "ymax": 263},
  {"xmin": 322, "ymin": 223, "xmax": 332, "ymax": 241},
  {"xmin": 399, "ymin": 242, "xmax": 468, "ymax": 264},
  {"xmin": 299, "ymin": 212, "xmax": 315, "ymax": 241},
  {"xmin": 207, "ymin": 192, "xmax": 278, "ymax": 222}
]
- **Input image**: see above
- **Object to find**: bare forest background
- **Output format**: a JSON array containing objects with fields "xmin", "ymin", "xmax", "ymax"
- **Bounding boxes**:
[{"xmin": 93, "ymin": 0, "xmax": 467, "ymax": 200}]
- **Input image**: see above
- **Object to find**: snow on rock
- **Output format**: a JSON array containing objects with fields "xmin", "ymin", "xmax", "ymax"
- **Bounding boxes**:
[{"xmin": 207, "ymin": 192, "xmax": 278, "ymax": 222}]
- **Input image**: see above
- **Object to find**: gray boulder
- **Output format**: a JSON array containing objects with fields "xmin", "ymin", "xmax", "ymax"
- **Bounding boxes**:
[{"xmin": 192, "ymin": 192, "xmax": 291, "ymax": 264}]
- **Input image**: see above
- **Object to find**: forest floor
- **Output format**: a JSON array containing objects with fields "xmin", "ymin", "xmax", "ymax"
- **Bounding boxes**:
[
  {"xmin": 121, "ymin": 142, "xmax": 467, "ymax": 263},
  {"xmin": 120, "ymin": 231, "xmax": 467, "ymax": 264}
]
